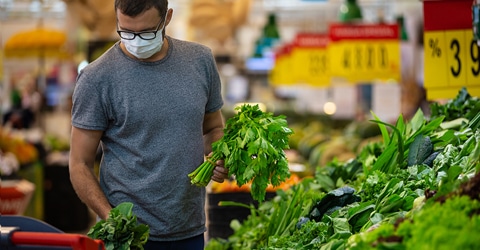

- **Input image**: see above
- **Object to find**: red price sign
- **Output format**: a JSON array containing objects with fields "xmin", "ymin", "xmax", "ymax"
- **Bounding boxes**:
[{"xmin": 423, "ymin": 0, "xmax": 480, "ymax": 99}]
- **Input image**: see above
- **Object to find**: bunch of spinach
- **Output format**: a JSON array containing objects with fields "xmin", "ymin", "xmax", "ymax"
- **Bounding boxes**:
[
  {"xmin": 189, "ymin": 104, "xmax": 294, "ymax": 202},
  {"xmin": 87, "ymin": 202, "xmax": 149, "ymax": 250}
]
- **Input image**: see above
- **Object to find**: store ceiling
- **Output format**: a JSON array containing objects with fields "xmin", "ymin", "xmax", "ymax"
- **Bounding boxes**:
[{"xmin": 0, "ymin": 0, "xmax": 421, "ymax": 23}]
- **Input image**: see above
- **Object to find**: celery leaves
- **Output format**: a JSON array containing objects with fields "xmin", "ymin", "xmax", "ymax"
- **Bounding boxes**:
[{"xmin": 189, "ymin": 104, "xmax": 294, "ymax": 202}]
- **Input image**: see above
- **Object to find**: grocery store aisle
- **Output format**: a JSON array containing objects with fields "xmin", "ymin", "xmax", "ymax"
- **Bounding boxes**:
[
  {"xmin": 43, "ymin": 111, "xmax": 71, "ymax": 142},
  {"xmin": 42, "ymin": 111, "xmax": 97, "ymax": 235}
]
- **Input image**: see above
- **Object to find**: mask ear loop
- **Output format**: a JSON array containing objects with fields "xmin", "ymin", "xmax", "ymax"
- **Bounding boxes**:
[{"xmin": 159, "ymin": 9, "xmax": 170, "ymax": 38}]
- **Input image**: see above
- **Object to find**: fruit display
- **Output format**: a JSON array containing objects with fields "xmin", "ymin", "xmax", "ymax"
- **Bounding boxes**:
[{"xmin": 0, "ymin": 129, "xmax": 38, "ymax": 173}]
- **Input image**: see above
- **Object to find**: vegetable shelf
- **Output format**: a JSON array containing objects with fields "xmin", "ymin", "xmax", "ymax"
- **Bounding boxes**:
[
  {"xmin": 207, "ymin": 192, "xmax": 276, "ymax": 240},
  {"xmin": 204, "ymin": 87, "xmax": 480, "ymax": 250}
]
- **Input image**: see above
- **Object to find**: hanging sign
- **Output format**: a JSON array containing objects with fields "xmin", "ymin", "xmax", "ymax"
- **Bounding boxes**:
[
  {"xmin": 270, "ymin": 43, "xmax": 294, "ymax": 86},
  {"xmin": 423, "ymin": 0, "xmax": 480, "ymax": 100},
  {"xmin": 328, "ymin": 23, "xmax": 400, "ymax": 83},
  {"xmin": 290, "ymin": 33, "xmax": 330, "ymax": 87}
]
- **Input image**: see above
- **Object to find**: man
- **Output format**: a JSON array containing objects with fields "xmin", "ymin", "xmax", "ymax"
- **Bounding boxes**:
[{"xmin": 69, "ymin": 0, "xmax": 229, "ymax": 248}]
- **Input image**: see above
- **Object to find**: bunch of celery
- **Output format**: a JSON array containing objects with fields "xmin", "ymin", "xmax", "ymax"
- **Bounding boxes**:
[{"xmin": 188, "ymin": 104, "xmax": 294, "ymax": 201}]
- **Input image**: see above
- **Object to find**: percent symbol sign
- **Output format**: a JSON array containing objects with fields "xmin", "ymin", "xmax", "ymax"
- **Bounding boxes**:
[{"xmin": 429, "ymin": 38, "xmax": 441, "ymax": 57}]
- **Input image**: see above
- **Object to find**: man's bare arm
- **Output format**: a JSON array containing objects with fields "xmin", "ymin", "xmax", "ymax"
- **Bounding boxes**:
[{"xmin": 69, "ymin": 126, "xmax": 112, "ymax": 220}]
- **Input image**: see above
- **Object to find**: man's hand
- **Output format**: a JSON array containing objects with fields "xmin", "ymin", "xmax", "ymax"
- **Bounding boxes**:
[{"xmin": 211, "ymin": 158, "xmax": 229, "ymax": 183}]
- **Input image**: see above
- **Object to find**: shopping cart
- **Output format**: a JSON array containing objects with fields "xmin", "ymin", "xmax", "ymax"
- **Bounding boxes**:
[{"xmin": 0, "ymin": 215, "xmax": 105, "ymax": 250}]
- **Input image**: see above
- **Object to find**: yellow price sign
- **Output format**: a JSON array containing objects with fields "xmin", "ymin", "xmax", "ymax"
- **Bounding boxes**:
[
  {"xmin": 270, "ymin": 44, "xmax": 294, "ymax": 86},
  {"xmin": 424, "ymin": 29, "xmax": 480, "ymax": 99},
  {"xmin": 330, "ymin": 40, "xmax": 400, "ymax": 82},
  {"xmin": 464, "ymin": 32, "xmax": 480, "ymax": 86},
  {"xmin": 424, "ymin": 31, "xmax": 449, "ymax": 87},
  {"xmin": 291, "ymin": 33, "xmax": 330, "ymax": 87},
  {"xmin": 328, "ymin": 23, "xmax": 400, "ymax": 83}
]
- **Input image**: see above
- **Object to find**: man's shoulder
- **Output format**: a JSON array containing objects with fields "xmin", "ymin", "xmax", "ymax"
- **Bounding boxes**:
[
  {"xmin": 90, "ymin": 42, "xmax": 121, "ymax": 64},
  {"xmin": 80, "ymin": 43, "xmax": 121, "ymax": 74}
]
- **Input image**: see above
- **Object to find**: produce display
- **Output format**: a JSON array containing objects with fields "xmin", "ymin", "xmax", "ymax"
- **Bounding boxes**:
[
  {"xmin": 87, "ymin": 202, "xmax": 149, "ymax": 250},
  {"xmin": 189, "ymin": 104, "xmax": 294, "ymax": 202},
  {"xmin": 0, "ymin": 129, "xmax": 38, "ymax": 170},
  {"xmin": 205, "ymin": 88, "xmax": 480, "ymax": 249},
  {"xmin": 210, "ymin": 173, "xmax": 302, "ymax": 194}
]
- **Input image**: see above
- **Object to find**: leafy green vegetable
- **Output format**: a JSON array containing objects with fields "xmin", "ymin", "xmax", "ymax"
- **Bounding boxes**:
[
  {"xmin": 368, "ymin": 108, "xmax": 444, "ymax": 175},
  {"xmin": 430, "ymin": 87, "xmax": 480, "ymax": 122},
  {"xmin": 407, "ymin": 134, "xmax": 433, "ymax": 166},
  {"xmin": 206, "ymin": 178, "xmax": 322, "ymax": 250},
  {"xmin": 309, "ymin": 186, "xmax": 360, "ymax": 222},
  {"xmin": 189, "ymin": 104, "xmax": 294, "ymax": 201},
  {"xmin": 87, "ymin": 202, "xmax": 149, "ymax": 250},
  {"xmin": 398, "ymin": 195, "xmax": 480, "ymax": 250},
  {"xmin": 468, "ymin": 112, "xmax": 480, "ymax": 130},
  {"xmin": 205, "ymin": 88, "xmax": 480, "ymax": 250},
  {"xmin": 315, "ymin": 158, "xmax": 363, "ymax": 193},
  {"xmin": 269, "ymin": 219, "xmax": 330, "ymax": 249}
]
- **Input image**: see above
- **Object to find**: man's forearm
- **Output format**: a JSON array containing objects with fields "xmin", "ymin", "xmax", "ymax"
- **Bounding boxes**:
[
  {"xmin": 203, "ymin": 127, "xmax": 223, "ymax": 155},
  {"xmin": 69, "ymin": 163, "xmax": 112, "ymax": 220}
]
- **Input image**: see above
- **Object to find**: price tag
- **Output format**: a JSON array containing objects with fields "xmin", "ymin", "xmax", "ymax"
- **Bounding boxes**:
[
  {"xmin": 329, "ymin": 41, "xmax": 351, "ymax": 77},
  {"xmin": 445, "ymin": 30, "xmax": 467, "ymax": 86},
  {"xmin": 424, "ymin": 29, "xmax": 480, "ymax": 99},
  {"xmin": 328, "ymin": 23, "xmax": 400, "ymax": 83},
  {"xmin": 465, "ymin": 32, "xmax": 480, "ymax": 86},
  {"xmin": 290, "ymin": 33, "xmax": 330, "ymax": 87},
  {"xmin": 270, "ymin": 44, "xmax": 294, "ymax": 86},
  {"xmin": 334, "ymin": 40, "xmax": 399, "ymax": 82},
  {"xmin": 424, "ymin": 31, "xmax": 449, "ymax": 87},
  {"xmin": 423, "ymin": 0, "xmax": 480, "ymax": 99}
]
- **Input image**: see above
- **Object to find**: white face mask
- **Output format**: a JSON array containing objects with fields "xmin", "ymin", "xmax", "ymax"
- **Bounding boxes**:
[{"xmin": 121, "ymin": 14, "xmax": 168, "ymax": 59}]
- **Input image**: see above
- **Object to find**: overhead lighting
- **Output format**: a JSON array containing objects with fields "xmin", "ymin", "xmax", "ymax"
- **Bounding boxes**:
[{"xmin": 323, "ymin": 101, "xmax": 337, "ymax": 115}]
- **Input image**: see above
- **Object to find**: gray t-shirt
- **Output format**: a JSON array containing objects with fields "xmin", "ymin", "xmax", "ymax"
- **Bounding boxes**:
[{"xmin": 71, "ymin": 36, "xmax": 223, "ymax": 241}]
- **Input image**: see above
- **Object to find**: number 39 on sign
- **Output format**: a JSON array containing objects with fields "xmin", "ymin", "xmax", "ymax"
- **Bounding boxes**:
[{"xmin": 424, "ymin": 29, "xmax": 480, "ymax": 88}]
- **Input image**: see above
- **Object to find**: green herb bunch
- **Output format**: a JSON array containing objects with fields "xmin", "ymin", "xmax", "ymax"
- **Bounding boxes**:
[
  {"xmin": 87, "ymin": 202, "xmax": 150, "ymax": 250},
  {"xmin": 188, "ymin": 104, "xmax": 294, "ymax": 201},
  {"xmin": 430, "ymin": 86, "xmax": 480, "ymax": 121}
]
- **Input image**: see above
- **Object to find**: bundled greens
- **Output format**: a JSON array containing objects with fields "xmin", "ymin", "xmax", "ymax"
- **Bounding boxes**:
[
  {"xmin": 87, "ymin": 202, "xmax": 149, "ymax": 250},
  {"xmin": 189, "ymin": 104, "xmax": 294, "ymax": 201}
]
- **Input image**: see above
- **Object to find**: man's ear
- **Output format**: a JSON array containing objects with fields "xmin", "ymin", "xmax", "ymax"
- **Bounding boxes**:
[{"xmin": 165, "ymin": 8, "xmax": 173, "ymax": 26}]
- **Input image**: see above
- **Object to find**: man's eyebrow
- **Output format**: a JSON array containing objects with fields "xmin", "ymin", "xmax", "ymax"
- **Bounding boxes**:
[
  {"xmin": 118, "ymin": 26, "xmax": 154, "ymax": 32},
  {"xmin": 117, "ymin": 22, "xmax": 159, "ymax": 32}
]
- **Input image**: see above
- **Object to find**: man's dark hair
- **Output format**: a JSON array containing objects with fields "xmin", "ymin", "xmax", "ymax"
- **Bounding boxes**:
[{"xmin": 115, "ymin": 0, "xmax": 168, "ymax": 17}]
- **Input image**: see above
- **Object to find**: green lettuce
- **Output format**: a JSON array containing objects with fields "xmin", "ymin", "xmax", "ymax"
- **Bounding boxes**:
[{"xmin": 87, "ymin": 202, "xmax": 150, "ymax": 250}]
